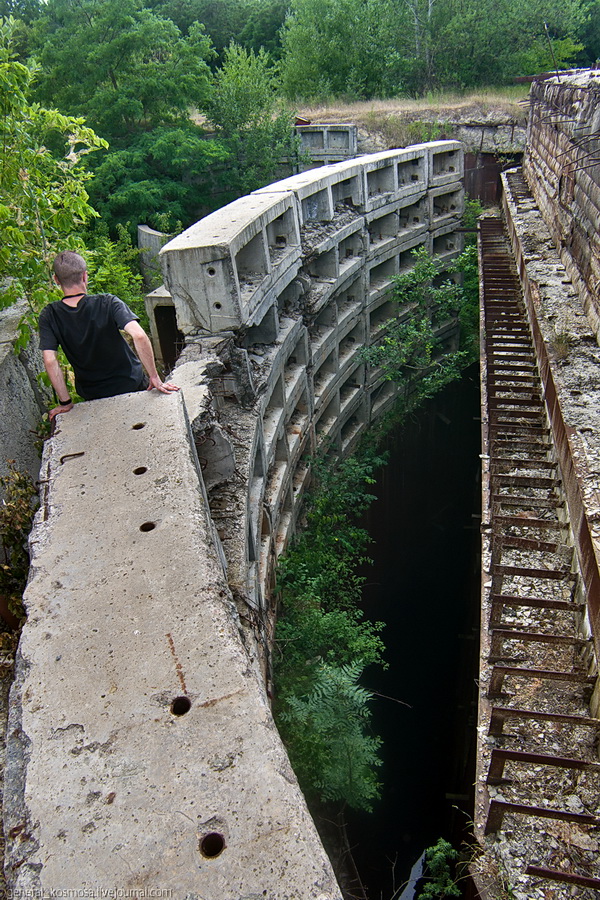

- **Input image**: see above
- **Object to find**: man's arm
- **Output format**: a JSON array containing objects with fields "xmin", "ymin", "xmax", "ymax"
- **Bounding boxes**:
[
  {"xmin": 123, "ymin": 322, "xmax": 180, "ymax": 394},
  {"xmin": 42, "ymin": 350, "xmax": 75, "ymax": 420}
]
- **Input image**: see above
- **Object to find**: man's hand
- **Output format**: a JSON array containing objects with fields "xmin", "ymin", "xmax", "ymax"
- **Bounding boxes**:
[
  {"xmin": 49, "ymin": 400, "xmax": 74, "ymax": 421},
  {"xmin": 124, "ymin": 322, "xmax": 180, "ymax": 394},
  {"xmin": 146, "ymin": 374, "xmax": 180, "ymax": 393}
]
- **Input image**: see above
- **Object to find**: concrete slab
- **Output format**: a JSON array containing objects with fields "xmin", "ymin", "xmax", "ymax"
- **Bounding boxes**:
[{"xmin": 4, "ymin": 390, "xmax": 342, "ymax": 899}]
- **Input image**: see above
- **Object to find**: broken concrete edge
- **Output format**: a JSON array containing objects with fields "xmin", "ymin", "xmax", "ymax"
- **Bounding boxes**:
[
  {"xmin": 0, "ymin": 299, "xmax": 50, "ymax": 498},
  {"xmin": 4, "ymin": 391, "xmax": 343, "ymax": 897}
]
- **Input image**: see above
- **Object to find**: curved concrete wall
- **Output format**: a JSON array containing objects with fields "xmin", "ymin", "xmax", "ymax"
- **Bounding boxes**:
[
  {"xmin": 155, "ymin": 142, "xmax": 464, "ymax": 630},
  {"xmin": 5, "ymin": 145, "xmax": 464, "ymax": 895}
]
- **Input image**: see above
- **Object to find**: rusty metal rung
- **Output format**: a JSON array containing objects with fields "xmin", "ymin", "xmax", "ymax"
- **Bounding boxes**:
[
  {"xmin": 525, "ymin": 866, "xmax": 600, "ymax": 890},
  {"xmin": 485, "ymin": 799, "xmax": 600, "ymax": 835},
  {"xmin": 492, "ymin": 564, "xmax": 574, "ymax": 581},
  {"xmin": 491, "ymin": 494, "xmax": 563, "ymax": 510},
  {"xmin": 488, "ymin": 706, "xmax": 600, "ymax": 737},
  {"xmin": 487, "ymin": 665, "xmax": 593, "ymax": 698},
  {"xmin": 492, "ymin": 515, "xmax": 566, "ymax": 529},
  {"xmin": 487, "ymin": 747, "xmax": 600, "ymax": 784}
]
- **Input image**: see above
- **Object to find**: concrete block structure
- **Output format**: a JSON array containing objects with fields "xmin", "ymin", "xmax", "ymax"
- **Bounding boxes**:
[
  {"xmin": 4, "ymin": 142, "xmax": 463, "ymax": 895},
  {"xmin": 157, "ymin": 142, "xmax": 464, "ymax": 621},
  {"xmin": 295, "ymin": 124, "xmax": 359, "ymax": 169}
]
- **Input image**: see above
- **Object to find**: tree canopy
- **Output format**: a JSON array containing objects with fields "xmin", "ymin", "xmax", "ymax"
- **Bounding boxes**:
[
  {"xmin": 0, "ymin": 18, "xmax": 106, "ymax": 314},
  {"xmin": 30, "ymin": 0, "xmax": 214, "ymax": 140}
]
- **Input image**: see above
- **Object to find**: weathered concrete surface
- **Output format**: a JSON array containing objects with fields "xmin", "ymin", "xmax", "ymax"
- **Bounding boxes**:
[
  {"xmin": 4, "ymin": 390, "xmax": 342, "ymax": 898},
  {"xmin": 524, "ymin": 70, "xmax": 600, "ymax": 338},
  {"xmin": 0, "ymin": 301, "xmax": 49, "ymax": 496}
]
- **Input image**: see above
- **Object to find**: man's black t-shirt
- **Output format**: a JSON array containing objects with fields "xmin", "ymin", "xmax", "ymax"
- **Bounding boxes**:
[{"xmin": 39, "ymin": 294, "xmax": 144, "ymax": 400}]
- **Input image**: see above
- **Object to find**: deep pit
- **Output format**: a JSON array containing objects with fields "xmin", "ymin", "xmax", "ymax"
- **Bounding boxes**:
[{"xmin": 347, "ymin": 364, "xmax": 482, "ymax": 898}]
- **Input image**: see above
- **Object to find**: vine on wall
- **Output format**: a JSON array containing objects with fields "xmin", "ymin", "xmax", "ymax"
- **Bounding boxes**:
[{"xmin": 274, "ymin": 242, "xmax": 480, "ymax": 812}]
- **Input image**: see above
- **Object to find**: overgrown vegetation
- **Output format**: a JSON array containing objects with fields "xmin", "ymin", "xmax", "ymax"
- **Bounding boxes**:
[
  {"xmin": 0, "ymin": 18, "xmax": 106, "ymax": 318},
  {"xmin": 361, "ymin": 247, "xmax": 469, "ymax": 397},
  {"xmin": 417, "ymin": 838, "xmax": 462, "ymax": 899},
  {"xmin": 0, "ymin": 463, "xmax": 37, "ymax": 620},
  {"xmin": 274, "ymin": 449, "xmax": 387, "ymax": 811},
  {"xmin": 275, "ymin": 239, "xmax": 479, "ymax": 810}
]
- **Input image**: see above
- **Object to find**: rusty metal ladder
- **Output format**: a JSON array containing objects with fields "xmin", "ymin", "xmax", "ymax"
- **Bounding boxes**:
[{"xmin": 480, "ymin": 217, "xmax": 600, "ymax": 892}]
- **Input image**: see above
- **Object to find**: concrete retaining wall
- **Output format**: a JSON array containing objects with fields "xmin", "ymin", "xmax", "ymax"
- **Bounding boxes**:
[
  {"xmin": 5, "ymin": 392, "xmax": 342, "ymax": 898},
  {"xmin": 523, "ymin": 70, "xmax": 600, "ymax": 338},
  {"xmin": 0, "ymin": 301, "xmax": 49, "ymax": 499}
]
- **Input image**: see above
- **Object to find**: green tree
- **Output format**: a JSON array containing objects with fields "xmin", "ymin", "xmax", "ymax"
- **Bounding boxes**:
[
  {"xmin": 277, "ymin": 662, "xmax": 383, "ymax": 811},
  {"xmin": 431, "ymin": 0, "xmax": 584, "ymax": 87},
  {"xmin": 0, "ymin": 18, "xmax": 106, "ymax": 316},
  {"xmin": 152, "ymin": 0, "xmax": 248, "ymax": 57},
  {"xmin": 361, "ymin": 248, "xmax": 467, "ymax": 396},
  {"xmin": 237, "ymin": 0, "xmax": 288, "ymax": 59},
  {"xmin": 418, "ymin": 839, "xmax": 461, "ymax": 899},
  {"xmin": 274, "ymin": 447, "xmax": 388, "ymax": 811},
  {"xmin": 280, "ymin": 0, "xmax": 418, "ymax": 99},
  {"xmin": 30, "ymin": 0, "xmax": 214, "ymax": 140},
  {"xmin": 205, "ymin": 42, "xmax": 297, "ymax": 198},
  {"xmin": 86, "ymin": 123, "xmax": 230, "ymax": 233}
]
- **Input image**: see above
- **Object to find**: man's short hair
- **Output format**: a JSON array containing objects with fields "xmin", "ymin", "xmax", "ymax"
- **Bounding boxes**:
[{"xmin": 53, "ymin": 251, "xmax": 87, "ymax": 288}]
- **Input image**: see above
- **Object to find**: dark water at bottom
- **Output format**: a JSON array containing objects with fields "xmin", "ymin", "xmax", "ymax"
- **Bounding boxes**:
[{"xmin": 346, "ymin": 365, "xmax": 482, "ymax": 899}]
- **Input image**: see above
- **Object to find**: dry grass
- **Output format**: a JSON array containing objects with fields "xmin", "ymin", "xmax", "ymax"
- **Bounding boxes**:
[{"xmin": 297, "ymin": 87, "xmax": 530, "ymax": 127}]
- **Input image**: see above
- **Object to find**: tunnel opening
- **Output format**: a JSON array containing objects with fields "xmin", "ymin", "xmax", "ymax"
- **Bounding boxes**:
[{"xmin": 344, "ymin": 362, "xmax": 482, "ymax": 898}]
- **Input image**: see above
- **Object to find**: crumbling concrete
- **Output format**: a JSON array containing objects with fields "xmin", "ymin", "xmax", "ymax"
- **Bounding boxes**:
[
  {"xmin": 524, "ymin": 69, "xmax": 600, "ymax": 338},
  {"xmin": 4, "ymin": 390, "xmax": 342, "ymax": 898}
]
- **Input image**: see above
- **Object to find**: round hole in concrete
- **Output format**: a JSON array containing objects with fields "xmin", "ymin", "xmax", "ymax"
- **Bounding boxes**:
[
  {"xmin": 139, "ymin": 521, "xmax": 156, "ymax": 532},
  {"xmin": 132, "ymin": 422, "xmax": 146, "ymax": 430},
  {"xmin": 200, "ymin": 832, "xmax": 225, "ymax": 859},
  {"xmin": 214, "ymin": 302, "xmax": 222, "ymax": 310},
  {"xmin": 207, "ymin": 267, "xmax": 216, "ymax": 276},
  {"xmin": 171, "ymin": 696, "xmax": 191, "ymax": 716},
  {"xmin": 133, "ymin": 466, "xmax": 148, "ymax": 475}
]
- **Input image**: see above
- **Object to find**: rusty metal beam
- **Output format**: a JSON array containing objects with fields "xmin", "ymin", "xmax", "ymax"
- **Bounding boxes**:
[
  {"xmin": 487, "ymin": 748, "xmax": 600, "ymax": 784},
  {"xmin": 485, "ymin": 799, "xmax": 599, "ymax": 834},
  {"xmin": 488, "ymin": 706, "xmax": 600, "ymax": 737},
  {"xmin": 525, "ymin": 866, "xmax": 600, "ymax": 888}
]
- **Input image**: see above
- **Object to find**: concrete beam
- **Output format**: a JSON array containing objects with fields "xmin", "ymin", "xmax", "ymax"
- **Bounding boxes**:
[{"xmin": 4, "ymin": 391, "xmax": 342, "ymax": 899}]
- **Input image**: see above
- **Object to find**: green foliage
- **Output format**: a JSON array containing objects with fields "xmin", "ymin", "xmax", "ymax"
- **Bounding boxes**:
[
  {"xmin": 454, "ymin": 244, "xmax": 479, "ymax": 361},
  {"xmin": 418, "ymin": 838, "xmax": 461, "ymax": 899},
  {"xmin": 205, "ymin": 43, "xmax": 297, "ymax": 198},
  {"xmin": 0, "ymin": 462, "xmax": 38, "ymax": 619},
  {"xmin": 280, "ymin": 0, "xmax": 585, "ymax": 96},
  {"xmin": 274, "ymin": 447, "xmax": 387, "ymax": 811},
  {"xmin": 281, "ymin": 0, "xmax": 416, "ymax": 100},
  {"xmin": 361, "ymin": 247, "xmax": 468, "ymax": 396},
  {"xmin": 86, "ymin": 123, "xmax": 229, "ymax": 234},
  {"xmin": 30, "ymin": 0, "xmax": 214, "ymax": 140},
  {"xmin": 150, "ymin": 0, "xmax": 288, "ymax": 61},
  {"xmin": 277, "ymin": 662, "xmax": 382, "ymax": 810},
  {"xmin": 0, "ymin": 18, "xmax": 106, "ymax": 320},
  {"xmin": 462, "ymin": 196, "xmax": 484, "ymax": 234},
  {"xmin": 432, "ymin": 0, "xmax": 585, "ymax": 88}
]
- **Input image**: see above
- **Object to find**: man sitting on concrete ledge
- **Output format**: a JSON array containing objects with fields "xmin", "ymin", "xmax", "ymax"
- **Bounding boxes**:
[{"xmin": 39, "ymin": 250, "xmax": 179, "ymax": 420}]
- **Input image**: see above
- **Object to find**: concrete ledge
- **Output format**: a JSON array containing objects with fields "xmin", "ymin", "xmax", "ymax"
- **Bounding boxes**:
[{"xmin": 4, "ymin": 391, "xmax": 342, "ymax": 898}]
